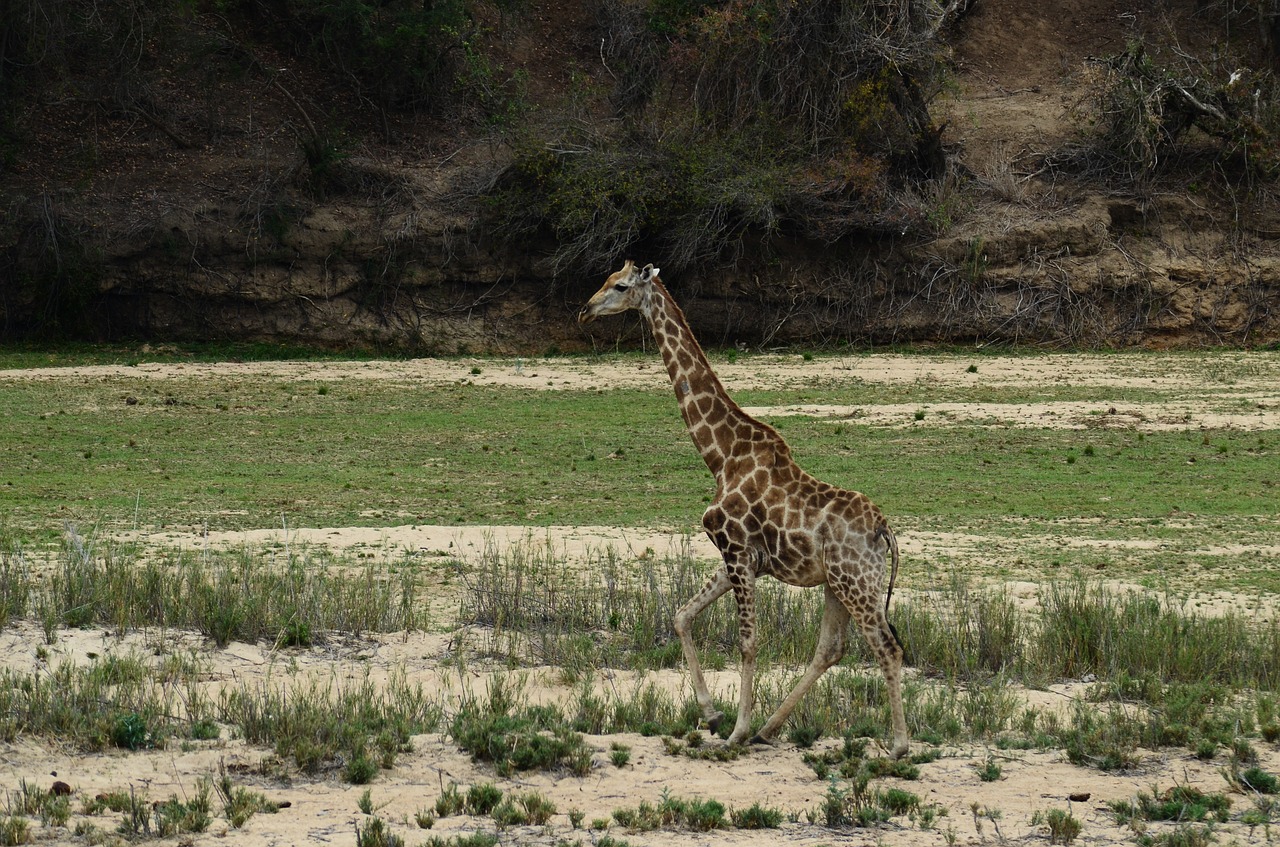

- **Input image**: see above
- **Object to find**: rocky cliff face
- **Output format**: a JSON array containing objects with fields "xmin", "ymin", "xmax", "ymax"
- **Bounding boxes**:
[{"xmin": 74, "ymin": 173, "xmax": 1279, "ymax": 353}]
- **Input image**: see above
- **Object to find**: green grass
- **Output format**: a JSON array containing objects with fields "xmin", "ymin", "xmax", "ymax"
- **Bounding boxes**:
[
  {"xmin": 0, "ymin": 341, "xmax": 391, "ymax": 369},
  {"xmin": 1, "ymin": 372, "xmax": 1275, "ymax": 553}
]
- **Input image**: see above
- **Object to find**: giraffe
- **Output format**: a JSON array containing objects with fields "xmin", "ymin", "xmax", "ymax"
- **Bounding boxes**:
[{"xmin": 579, "ymin": 260, "xmax": 910, "ymax": 758}]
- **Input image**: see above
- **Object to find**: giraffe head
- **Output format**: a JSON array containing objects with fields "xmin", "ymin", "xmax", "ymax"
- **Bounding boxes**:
[{"xmin": 578, "ymin": 260, "xmax": 660, "ymax": 324}]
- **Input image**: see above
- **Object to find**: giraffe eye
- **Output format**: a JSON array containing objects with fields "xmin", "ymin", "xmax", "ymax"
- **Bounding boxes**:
[{"xmin": 613, "ymin": 283, "xmax": 629, "ymax": 292}]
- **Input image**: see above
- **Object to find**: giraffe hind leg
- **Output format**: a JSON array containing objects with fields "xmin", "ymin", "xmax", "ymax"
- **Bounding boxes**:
[
  {"xmin": 826, "ymin": 578, "xmax": 910, "ymax": 760},
  {"xmin": 749, "ymin": 586, "xmax": 850, "ymax": 744},
  {"xmin": 855, "ymin": 610, "xmax": 910, "ymax": 759},
  {"xmin": 724, "ymin": 563, "xmax": 759, "ymax": 746}
]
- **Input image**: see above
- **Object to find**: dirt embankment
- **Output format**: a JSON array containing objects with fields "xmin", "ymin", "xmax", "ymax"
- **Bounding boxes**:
[{"xmin": 4, "ymin": 0, "xmax": 1278, "ymax": 351}]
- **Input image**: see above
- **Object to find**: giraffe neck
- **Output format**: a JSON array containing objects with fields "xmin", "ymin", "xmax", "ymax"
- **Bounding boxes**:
[{"xmin": 641, "ymin": 281, "xmax": 745, "ymax": 477}]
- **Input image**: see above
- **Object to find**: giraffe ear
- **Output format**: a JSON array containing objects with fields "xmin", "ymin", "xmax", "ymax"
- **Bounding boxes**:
[{"xmin": 642, "ymin": 264, "xmax": 660, "ymax": 281}]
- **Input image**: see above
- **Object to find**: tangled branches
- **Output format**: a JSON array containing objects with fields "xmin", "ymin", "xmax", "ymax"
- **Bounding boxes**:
[
  {"xmin": 682, "ymin": 0, "xmax": 953, "ymax": 166},
  {"xmin": 1062, "ymin": 41, "xmax": 1280, "ymax": 186},
  {"xmin": 486, "ymin": 0, "xmax": 965, "ymax": 277}
]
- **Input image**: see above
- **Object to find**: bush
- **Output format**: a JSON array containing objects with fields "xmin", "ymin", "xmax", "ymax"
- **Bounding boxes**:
[
  {"xmin": 1109, "ymin": 785, "xmax": 1231, "ymax": 825},
  {"xmin": 1044, "ymin": 808, "xmax": 1082, "ymax": 845},
  {"xmin": 449, "ymin": 698, "xmax": 591, "ymax": 776},
  {"xmin": 730, "ymin": 802, "xmax": 783, "ymax": 829},
  {"xmin": 485, "ymin": 0, "xmax": 960, "ymax": 276},
  {"xmin": 1063, "ymin": 39, "xmax": 1280, "ymax": 184},
  {"xmin": 237, "ymin": 0, "xmax": 473, "ymax": 115},
  {"xmin": 1239, "ymin": 767, "xmax": 1280, "ymax": 794},
  {"xmin": 675, "ymin": 0, "xmax": 945, "ymax": 165},
  {"xmin": 1, "ymin": 196, "xmax": 104, "ymax": 340}
]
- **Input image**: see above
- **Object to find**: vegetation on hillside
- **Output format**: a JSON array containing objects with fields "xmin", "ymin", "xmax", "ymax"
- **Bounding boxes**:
[
  {"xmin": 1, "ymin": 0, "xmax": 1279, "ymax": 342},
  {"xmin": 1059, "ymin": 32, "xmax": 1280, "ymax": 188},
  {"xmin": 483, "ymin": 0, "xmax": 958, "ymax": 275}
]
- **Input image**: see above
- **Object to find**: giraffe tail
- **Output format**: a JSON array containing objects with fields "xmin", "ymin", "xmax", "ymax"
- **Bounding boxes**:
[{"xmin": 876, "ymin": 523, "xmax": 905, "ymax": 652}]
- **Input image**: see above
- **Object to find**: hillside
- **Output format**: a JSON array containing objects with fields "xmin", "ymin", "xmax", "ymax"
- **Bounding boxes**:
[{"xmin": 2, "ymin": 0, "xmax": 1279, "ymax": 351}]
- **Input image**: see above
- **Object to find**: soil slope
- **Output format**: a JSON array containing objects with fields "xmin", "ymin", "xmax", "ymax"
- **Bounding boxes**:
[{"xmin": 3, "ymin": 0, "xmax": 1278, "ymax": 350}]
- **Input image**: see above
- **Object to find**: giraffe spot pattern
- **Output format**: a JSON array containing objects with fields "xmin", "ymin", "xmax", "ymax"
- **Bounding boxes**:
[{"xmin": 583, "ymin": 264, "xmax": 908, "ymax": 755}]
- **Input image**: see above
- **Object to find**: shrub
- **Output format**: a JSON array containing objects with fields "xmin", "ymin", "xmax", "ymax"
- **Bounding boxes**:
[
  {"xmin": 484, "ymin": 0, "xmax": 962, "ymax": 276},
  {"xmin": 1239, "ymin": 767, "xmax": 1280, "ymax": 794},
  {"xmin": 1044, "ymin": 808, "xmax": 1082, "ymax": 845},
  {"xmin": 449, "ymin": 696, "xmax": 590, "ymax": 776},
  {"xmin": 355, "ymin": 815, "xmax": 404, "ymax": 847},
  {"xmin": 110, "ymin": 712, "xmax": 149, "ymax": 750},
  {"xmin": 1109, "ymin": 785, "xmax": 1231, "ymax": 825},
  {"xmin": 730, "ymin": 802, "xmax": 783, "ymax": 829},
  {"xmin": 1062, "ymin": 39, "xmax": 1280, "ymax": 184},
  {"xmin": 238, "ymin": 0, "xmax": 474, "ymax": 115},
  {"xmin": 1, "ymin": 196, "xmax": 104, "ymax": 340},
  {"xmin": 465, "ymin": 783, "xmax": 503, "ymax": 816}
]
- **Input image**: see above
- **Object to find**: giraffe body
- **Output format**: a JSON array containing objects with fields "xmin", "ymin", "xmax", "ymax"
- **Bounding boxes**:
[{"xmin": 580, "ymin": 261, "xmax": 909, "ymax": 757}]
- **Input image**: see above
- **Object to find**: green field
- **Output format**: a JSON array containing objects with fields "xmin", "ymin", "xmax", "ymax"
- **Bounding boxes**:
[{"xmin": 1, "ymin": 351, "xmax": 1276, "ymax": 594}]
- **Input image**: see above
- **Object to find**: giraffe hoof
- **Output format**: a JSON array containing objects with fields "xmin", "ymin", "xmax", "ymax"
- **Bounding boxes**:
[
  {"xmin": 748, "ymin": 734, "xmax": 775, "ymax": 747},
  {"xmin": 705, "ymin": 712, "xmax": 725, "ymax": 734},
  {"xmin": 890, "ymin": 741, "xmax": 911, "ymax": 760}
]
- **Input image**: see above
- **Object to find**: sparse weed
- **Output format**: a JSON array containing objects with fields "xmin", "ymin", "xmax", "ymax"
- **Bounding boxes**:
[
  {"xmin": 220, "ymin": 670, "xmax": 436, "ymax": 777},
  {"xmin": 153, "ymin": 780, "xmax": 213, "ymax": 836},
  {"xmin": 1137, "ymin": 823, "xmax": 1217, "ymax": 847},
  {"xmin": 215, "ymin": 766, "xmax": 278, "ymax": 828},
  {"xmin": 1034, "ymin": 808, "xmax": 1083, "ymax": 845},
  {"xmin": 449, "ymin": 679, "xmax": 591, "ymax": 776},
  {"xmin": 434, "ymin": 783, "xmax": 464, "ymax": 818},
  {"xmin": 0, "ymin": 816, "xmax": 30, "ymax": 847},
  {"xmin": 976, "ymin": 756, "xmax": 1002, "ymax": 781},
  {"xmin": 1109, "ymin": 785, "xmax": 1231, "ymax": 825},
  {"xmin": 515, "ymin": 792, "xmax": 556, "ymax": 826},
  {"xmin": 354, "ymin": 815, "xmax": 404, "ymax": 847},
  {"xmin": 7, "ymin": 528, "xmax": 423, "ymax": 648},
  {"xmin": 422, "ymin": 834, "xmax": 498, "ymax": 847}
]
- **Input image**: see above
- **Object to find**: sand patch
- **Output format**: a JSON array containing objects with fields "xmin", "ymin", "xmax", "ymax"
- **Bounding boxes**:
[
  {"xmin": 743, "ymin": 399, "xmax": 1280, "ymax": 431},
  {"xmin": 4, "ymin": 350, "xmax": 1278, "ymax": 396}
]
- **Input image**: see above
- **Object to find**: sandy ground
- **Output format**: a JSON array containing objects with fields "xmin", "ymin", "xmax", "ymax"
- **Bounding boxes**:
[
  {"xmin": 3, "ymin": 351, "xmax": 1279, "ymax": 846},
  {"xmin": 5, "ymin": 618, "xmax": 1279, "ymax": 847},
  {"xmin": 5, "ymin": 349, "xmax": 1278, "ymax": 395},
  {"xmin": 7, "ymin": 351, "xmax": 1279, "ymax": 436}
]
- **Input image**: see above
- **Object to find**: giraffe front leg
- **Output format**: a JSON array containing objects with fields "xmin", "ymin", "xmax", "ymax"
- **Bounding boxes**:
[
  {"xmin": 674, "ymin": 568, "xmax": 732, "ymax": 732},
  {"xmin": 725, "ymin": 565, "xmax": 758, "ymax": 746}
]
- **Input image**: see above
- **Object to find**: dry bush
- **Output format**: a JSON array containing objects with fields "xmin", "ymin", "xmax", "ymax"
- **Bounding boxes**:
[
  {"xmin": 1057, "ymin": 39, "xmax": 1280, "ymax": 188},
  {"xmin": 0, "ymin": 194, "xmax": 103, "ymax": 339},
  {"xmin": 485, "ymin": 0, "xmax": 968, "ymax": 277}
]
